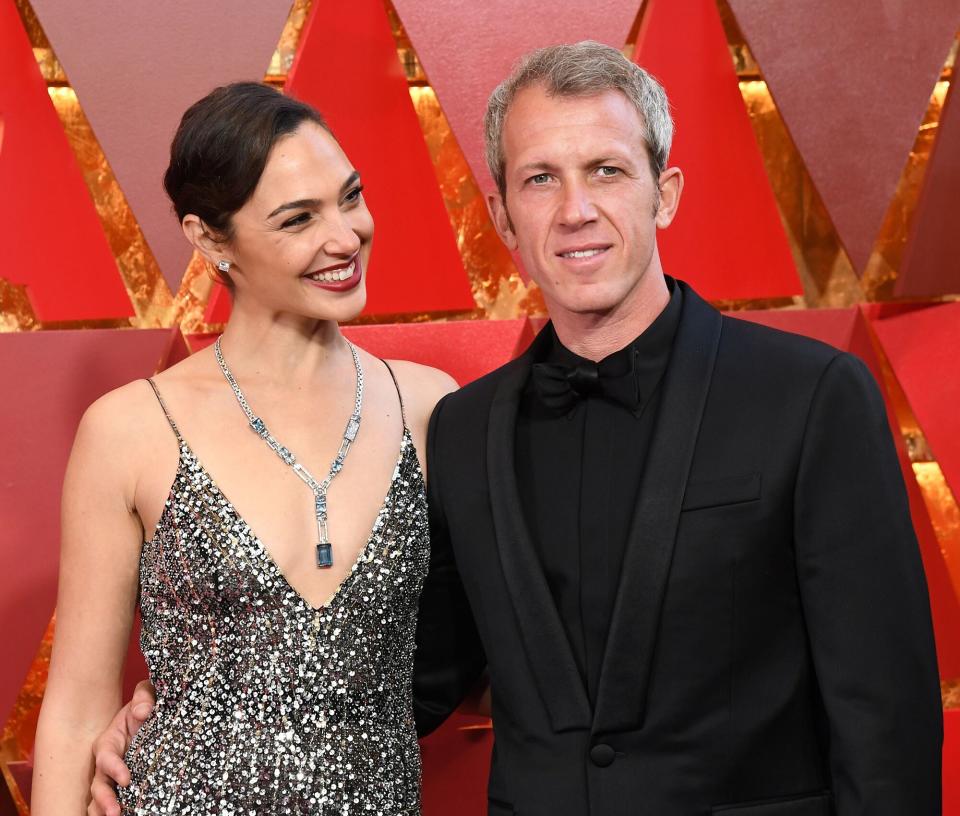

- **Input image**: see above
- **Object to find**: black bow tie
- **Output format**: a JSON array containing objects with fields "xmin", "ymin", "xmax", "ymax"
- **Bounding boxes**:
[{"xmin": 531, "ymin": 352, "xmax": 640, "ymax": 414}]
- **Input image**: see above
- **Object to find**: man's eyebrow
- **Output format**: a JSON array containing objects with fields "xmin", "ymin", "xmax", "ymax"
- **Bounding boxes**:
[
  {"xmin": 515, "ymin": 162, "xmax": 557, "ymax": 175},
  {"xmin": 591, "ymin": 155, "xmax": 631, "ymax": 166},
  {"xmin": 266, "ymin": 171, "xmax": 362, "ymax": 219}
]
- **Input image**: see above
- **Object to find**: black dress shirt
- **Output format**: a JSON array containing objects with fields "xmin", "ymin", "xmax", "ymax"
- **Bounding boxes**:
[{"xmin": 515, "ymin": 280, "xmax": 683, "ymax": 702}]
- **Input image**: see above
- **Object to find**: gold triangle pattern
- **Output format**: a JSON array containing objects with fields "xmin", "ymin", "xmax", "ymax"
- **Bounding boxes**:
[
  {"xmin": 384, "ymin": 0, "xmax": 544, "ymax": 321},
  {"xmin": 864, "ymin": 318, "xmax": 960, "ymax": 710},
  {"xmin": 8, "ymin": 0, "xmax": 175, "ymax": 331},
  {"xmin": 0, "ymin": 616, "xmax": 53, "ymax": 813}
]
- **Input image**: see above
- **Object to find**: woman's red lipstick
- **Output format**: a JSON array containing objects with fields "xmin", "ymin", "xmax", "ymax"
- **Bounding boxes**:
[{"xmin": 304, "ymin": 254, "xmax": 363, "ymax": 292}]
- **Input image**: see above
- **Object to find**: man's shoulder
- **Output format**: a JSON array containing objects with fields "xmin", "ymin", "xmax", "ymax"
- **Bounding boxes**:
[
  {"xmin": 718, "ymin": 312, "xmax": 846, "ymax": 371},
  {"xmin": 713, "ymin": 311, "xmax": 886, "ymax": 408},
  {"xmin": 434, "ymin": 354, "xmax": 528, "ymax": 421},
  {"xmin": 444, "ymin": 354, "xmax": 527, "ymax": 404}
]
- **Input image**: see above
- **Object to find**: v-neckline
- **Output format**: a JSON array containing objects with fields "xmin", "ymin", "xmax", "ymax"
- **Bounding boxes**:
[{"xmin": 147, "ymin": 428, "xmax": 416, "ymax": 613}]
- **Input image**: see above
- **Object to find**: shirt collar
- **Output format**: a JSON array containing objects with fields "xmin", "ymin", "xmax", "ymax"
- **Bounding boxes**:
[{"xmin": 536, "ymin": 276, "xmax": 683, "ymax": 409}]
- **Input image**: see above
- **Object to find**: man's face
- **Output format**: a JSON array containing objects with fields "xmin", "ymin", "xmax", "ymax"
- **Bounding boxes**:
[{"xmin": 489, "ymin": 84, "xmax": 681, "ymax": 319}]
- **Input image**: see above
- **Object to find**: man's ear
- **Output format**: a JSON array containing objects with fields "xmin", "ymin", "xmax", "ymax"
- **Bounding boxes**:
[
  {"xmin": 487, "ymin": 191, "xmax": 519, "ymax": 252},
  {"xmin": 181, "ymin": 214, "xmax": 231, "ymax": 268},
  {"xmin": 655, "ymin": 167, "xmax": 683, "ymax": 229}
]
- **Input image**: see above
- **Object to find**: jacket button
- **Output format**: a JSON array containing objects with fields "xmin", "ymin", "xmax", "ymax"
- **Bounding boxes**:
[{"xmin": 589, "ymin": 743, "xmax": 616, "ymax": 767}]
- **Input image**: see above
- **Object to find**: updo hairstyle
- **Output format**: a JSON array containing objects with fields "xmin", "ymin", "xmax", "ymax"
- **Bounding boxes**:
[{"xmin": 163, "ymin": 82, "xmax": 329, "ymax": 286}]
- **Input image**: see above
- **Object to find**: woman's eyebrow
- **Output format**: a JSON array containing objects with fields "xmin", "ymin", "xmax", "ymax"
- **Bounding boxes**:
[{"xmin": 267, "ymin": 171, "xmax": 362, "ymax": 219}]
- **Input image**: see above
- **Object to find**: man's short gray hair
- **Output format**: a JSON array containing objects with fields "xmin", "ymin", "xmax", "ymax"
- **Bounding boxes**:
[{"xmin": 484, "ymin": 41, "xmax": 673, "ymax": 199}]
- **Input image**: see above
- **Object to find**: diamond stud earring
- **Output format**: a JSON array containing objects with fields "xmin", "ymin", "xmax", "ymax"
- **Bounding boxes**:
[{"xmin": 217, "ymin": 260, "xmax": 231, "ymax": 273}]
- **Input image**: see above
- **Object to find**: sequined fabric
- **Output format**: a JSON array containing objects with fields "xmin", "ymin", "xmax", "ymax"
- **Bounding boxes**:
[{"xmin": 118, "ymin": 426, "xmax": 428, "ymax": 814}]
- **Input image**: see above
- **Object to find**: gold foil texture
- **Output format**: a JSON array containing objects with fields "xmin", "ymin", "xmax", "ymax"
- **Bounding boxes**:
[
  {"xmin": 7, "ymin": 1, "xmax": 173, "ymax": 331},
  {"xmin": 915, "ymin": 462, "xmax": 960, "ymax": 602},
  {"xmin": 0, "ymin": 279, "xmax": 39, "ymax": 332},
  {"xmin": 860, "ymin": 81, "xmax": 952, "ymax": 301},
  {"xmin": 2, "ymin": 7, "xmax": 959, "ymax": 810},
  {"xmin": 943, "ymin": 677, "xmax": 960, "ymax": 709},
  {"xmin": 738, "ymin": 80, "xmax": 866, "ymax": 309},
  {"xmin": 266, "ymin": 0, "xmax": 313, "ymax": 80},
  {"xmin": 173, "ymin": 251, "xmax": 221, "ymax": 335},
  {"xmin": 46, "ymin": 88, "xmax": 174, "ymax": 329},
  {"xmin": 0, "ymin": 616, "xmax": 54, "ymax": 814},
  {"xmin": 869, "ymin": 324, "xmax": 960, "ymax": 604},
  {"xmin": 407, "ymin": 86, "xmax": 544, "ymax": 320}
]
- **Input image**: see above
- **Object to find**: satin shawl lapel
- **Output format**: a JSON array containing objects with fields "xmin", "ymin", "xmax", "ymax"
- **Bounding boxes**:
[
  {"xmin": 593, "ymin": 284, "xmax": 723, "ymax": 735},
  {"xmin": 487, "ymin": 338, "xmax": 592, "ymax": 732}
]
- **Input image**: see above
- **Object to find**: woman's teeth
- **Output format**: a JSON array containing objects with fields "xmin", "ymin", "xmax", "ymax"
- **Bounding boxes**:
[{"xmin": 308, "ymin": 261, "xmax": 355, "ymax": 282}]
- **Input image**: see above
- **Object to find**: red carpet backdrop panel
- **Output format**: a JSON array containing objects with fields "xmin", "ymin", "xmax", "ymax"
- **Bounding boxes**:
[
  {"xmin": 1, "ymin": 0, "xmax": 959, "ymax": 811},
  {"xmin": 634, "ymin": 0, "xmax": 801, "ymax": 301},
  {"xmin": 27, "ymin": 0, "xmax": 293, "ymax": 292},
  {"xmin": 0, "ymin": 0, "xmax": 130, "ymax": 322},
  {"xmin": 0, "ymin": 329, "xmax": 179, "ymax": 722},
  {"xmin": 727, "ymin": 0, "xmax": 959, "ymax": 275},
  {"xmin": 898, "ymin": 78, "xmax": 960, "ymax": 297}
]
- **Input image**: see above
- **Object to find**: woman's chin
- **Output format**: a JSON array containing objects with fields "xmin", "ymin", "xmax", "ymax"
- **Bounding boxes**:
[{"xmin": 310, "ymin": 287, "xmax": 367, "ymax": 324}]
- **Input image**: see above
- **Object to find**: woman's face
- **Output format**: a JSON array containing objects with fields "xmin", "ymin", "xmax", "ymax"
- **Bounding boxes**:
[{"xmin": 224, "ymin": 121, "xmax": 374, "ymax": 323}]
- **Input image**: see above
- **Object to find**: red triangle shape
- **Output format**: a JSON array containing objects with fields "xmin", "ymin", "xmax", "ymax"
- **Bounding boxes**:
[
  {"xmin": 391, "ymin": 0, "xmax": 642, "ymax": 197},
  {"xmin": 871, "ymin": 302, "xmax": 960, "ymax": 501},
  {"xmin": 29, "ymin": 0, "xmax": 293, "ymax": 294},
  {"xmin": 727, "ymin": 0, "xmax": 958, "ymax": 274},
  {"xmin": 897, "ymin": 79, "xmax": 960, "ymax": 297},
  {"xmin": 0, "ymin": 0, "xmax": 130, "ymax": 322},
  {"xmin": 634, "ymin": 0, "xmax": 801, "ymax": 301},
  {"xmin": 285, "ymin": 0, "xmax": 475, "ymax": 317}
]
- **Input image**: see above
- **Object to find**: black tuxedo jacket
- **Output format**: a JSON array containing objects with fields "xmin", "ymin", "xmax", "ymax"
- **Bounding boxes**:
[{"xmin": 414, "ymin": 281, "xmax": 942, "ymax": 816}]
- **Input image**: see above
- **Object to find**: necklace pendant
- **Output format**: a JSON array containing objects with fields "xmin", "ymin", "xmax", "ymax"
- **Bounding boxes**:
[{"xmin": 316, "ymin": 541, "xmax": 333, "ymax": 569}]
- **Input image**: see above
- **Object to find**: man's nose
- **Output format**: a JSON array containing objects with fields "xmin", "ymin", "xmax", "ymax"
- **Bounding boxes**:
[{"xmin": 557, "ymin": 182, "xmax": 598, "ymax": 227}]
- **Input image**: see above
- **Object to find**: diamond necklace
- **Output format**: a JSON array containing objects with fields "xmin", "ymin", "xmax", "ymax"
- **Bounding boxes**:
[{"xmin": 214, "ymin": 336, "xmax": 363, "ymax": 569}]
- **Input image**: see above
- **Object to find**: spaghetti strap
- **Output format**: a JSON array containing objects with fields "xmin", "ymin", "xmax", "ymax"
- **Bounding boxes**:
[
  {"xmin": 146, "ymin": 378, "xmax": 183, "ymax": 442},
  {"xmin": 381, "ymin": 360, "xmax": 408, "ymax": 430}
]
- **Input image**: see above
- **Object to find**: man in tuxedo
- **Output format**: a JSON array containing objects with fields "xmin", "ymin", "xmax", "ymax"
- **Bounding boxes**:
[
  {"xmin": 411, "ymin": 41, "xmax": 941, "ymax": 815},
  {"xmin": 91, "ymin": 42, "xmax": 940, "ymax": 815}
]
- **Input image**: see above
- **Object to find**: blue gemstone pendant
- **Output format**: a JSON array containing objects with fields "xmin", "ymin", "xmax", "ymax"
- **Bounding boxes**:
[{"xmin": 316, "ymin": 542, "xmax": 333, "ymax": 569}]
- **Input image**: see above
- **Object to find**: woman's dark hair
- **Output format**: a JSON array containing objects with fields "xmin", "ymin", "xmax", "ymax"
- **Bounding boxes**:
[{"xmin": 164, "ymin": 82, "xmax": 329, "ymax": 244}]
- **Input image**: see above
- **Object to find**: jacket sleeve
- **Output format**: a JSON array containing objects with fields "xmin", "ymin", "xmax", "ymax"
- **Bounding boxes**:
[
  {"xmin": 794, "ymin": 352, "xmax": 942, "ymax": 814},
  {"xmin": 413, "ymin": 393, "xmax": 487, "ymax": 737}
]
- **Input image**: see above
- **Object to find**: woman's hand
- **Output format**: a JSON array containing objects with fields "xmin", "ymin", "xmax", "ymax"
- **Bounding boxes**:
[{"xmin": 88, "ymin": 681, "xmax": 156, "ymax": 816}]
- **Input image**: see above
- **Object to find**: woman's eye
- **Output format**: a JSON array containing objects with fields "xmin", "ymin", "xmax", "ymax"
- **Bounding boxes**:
[
  {"xmin": 343, "ymin": 185, "xmax": 364, "ymax": 203},
  {"xmin": 281, "ymin": 213, "xmax": 311, "ymax": 228}
]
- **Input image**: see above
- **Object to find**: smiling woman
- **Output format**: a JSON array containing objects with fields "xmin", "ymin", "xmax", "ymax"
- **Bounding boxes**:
[
  {"xmin": 163, "ymin": 82, "xmax": 332, "ymax": 292},
  {"xmin": 30, "ymin": 81, "xmax": 456, "ymax": 816}
]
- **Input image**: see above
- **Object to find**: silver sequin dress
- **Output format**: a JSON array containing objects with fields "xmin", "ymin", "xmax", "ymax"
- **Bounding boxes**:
[{"xmin": 118, "ymin": 377, "xmax": 428, "ymax": 815}]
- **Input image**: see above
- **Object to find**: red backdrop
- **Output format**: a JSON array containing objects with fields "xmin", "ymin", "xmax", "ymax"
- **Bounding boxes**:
[{"xmin": 1, "ymin": 0, "xmax": 958, "ymax": 811}]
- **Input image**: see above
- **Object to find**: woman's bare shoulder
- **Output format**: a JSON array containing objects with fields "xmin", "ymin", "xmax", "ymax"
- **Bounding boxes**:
[
  {"xmin": 80, "ymin": 378, "xmax": 159, "ymax": 440},
  {"xmin": 65, "ymin": 379, "xmax": 165, "ymax": 496},
  {"xmin": 76, "ymin": 347, "xmax": 212, "ymax": 456},
  {"xmin": 382, "ymin": 359, "xmax": 458, "ymax": 415}
]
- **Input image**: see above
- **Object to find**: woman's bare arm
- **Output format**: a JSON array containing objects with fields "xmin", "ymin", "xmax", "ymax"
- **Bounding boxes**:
[{"xmin": 31, "ymin": 389, "xmax": 146, "ymax": 815}]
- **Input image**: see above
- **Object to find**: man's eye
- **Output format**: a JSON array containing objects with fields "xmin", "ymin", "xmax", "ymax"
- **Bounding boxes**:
[
  {"xmin": 596, "ymin": 166, "xmax": 619, "ymax": 177},
  {"xmin": 343, "ymin": 185, "xmax": 364, "ymax": 203},
  {"xmin": 528, "ymin": 173, "xmax": 552, "ymax": 185},
  {"xmin": 281, "ymin": 213, "xmax": 311, "ymax": 228}
]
